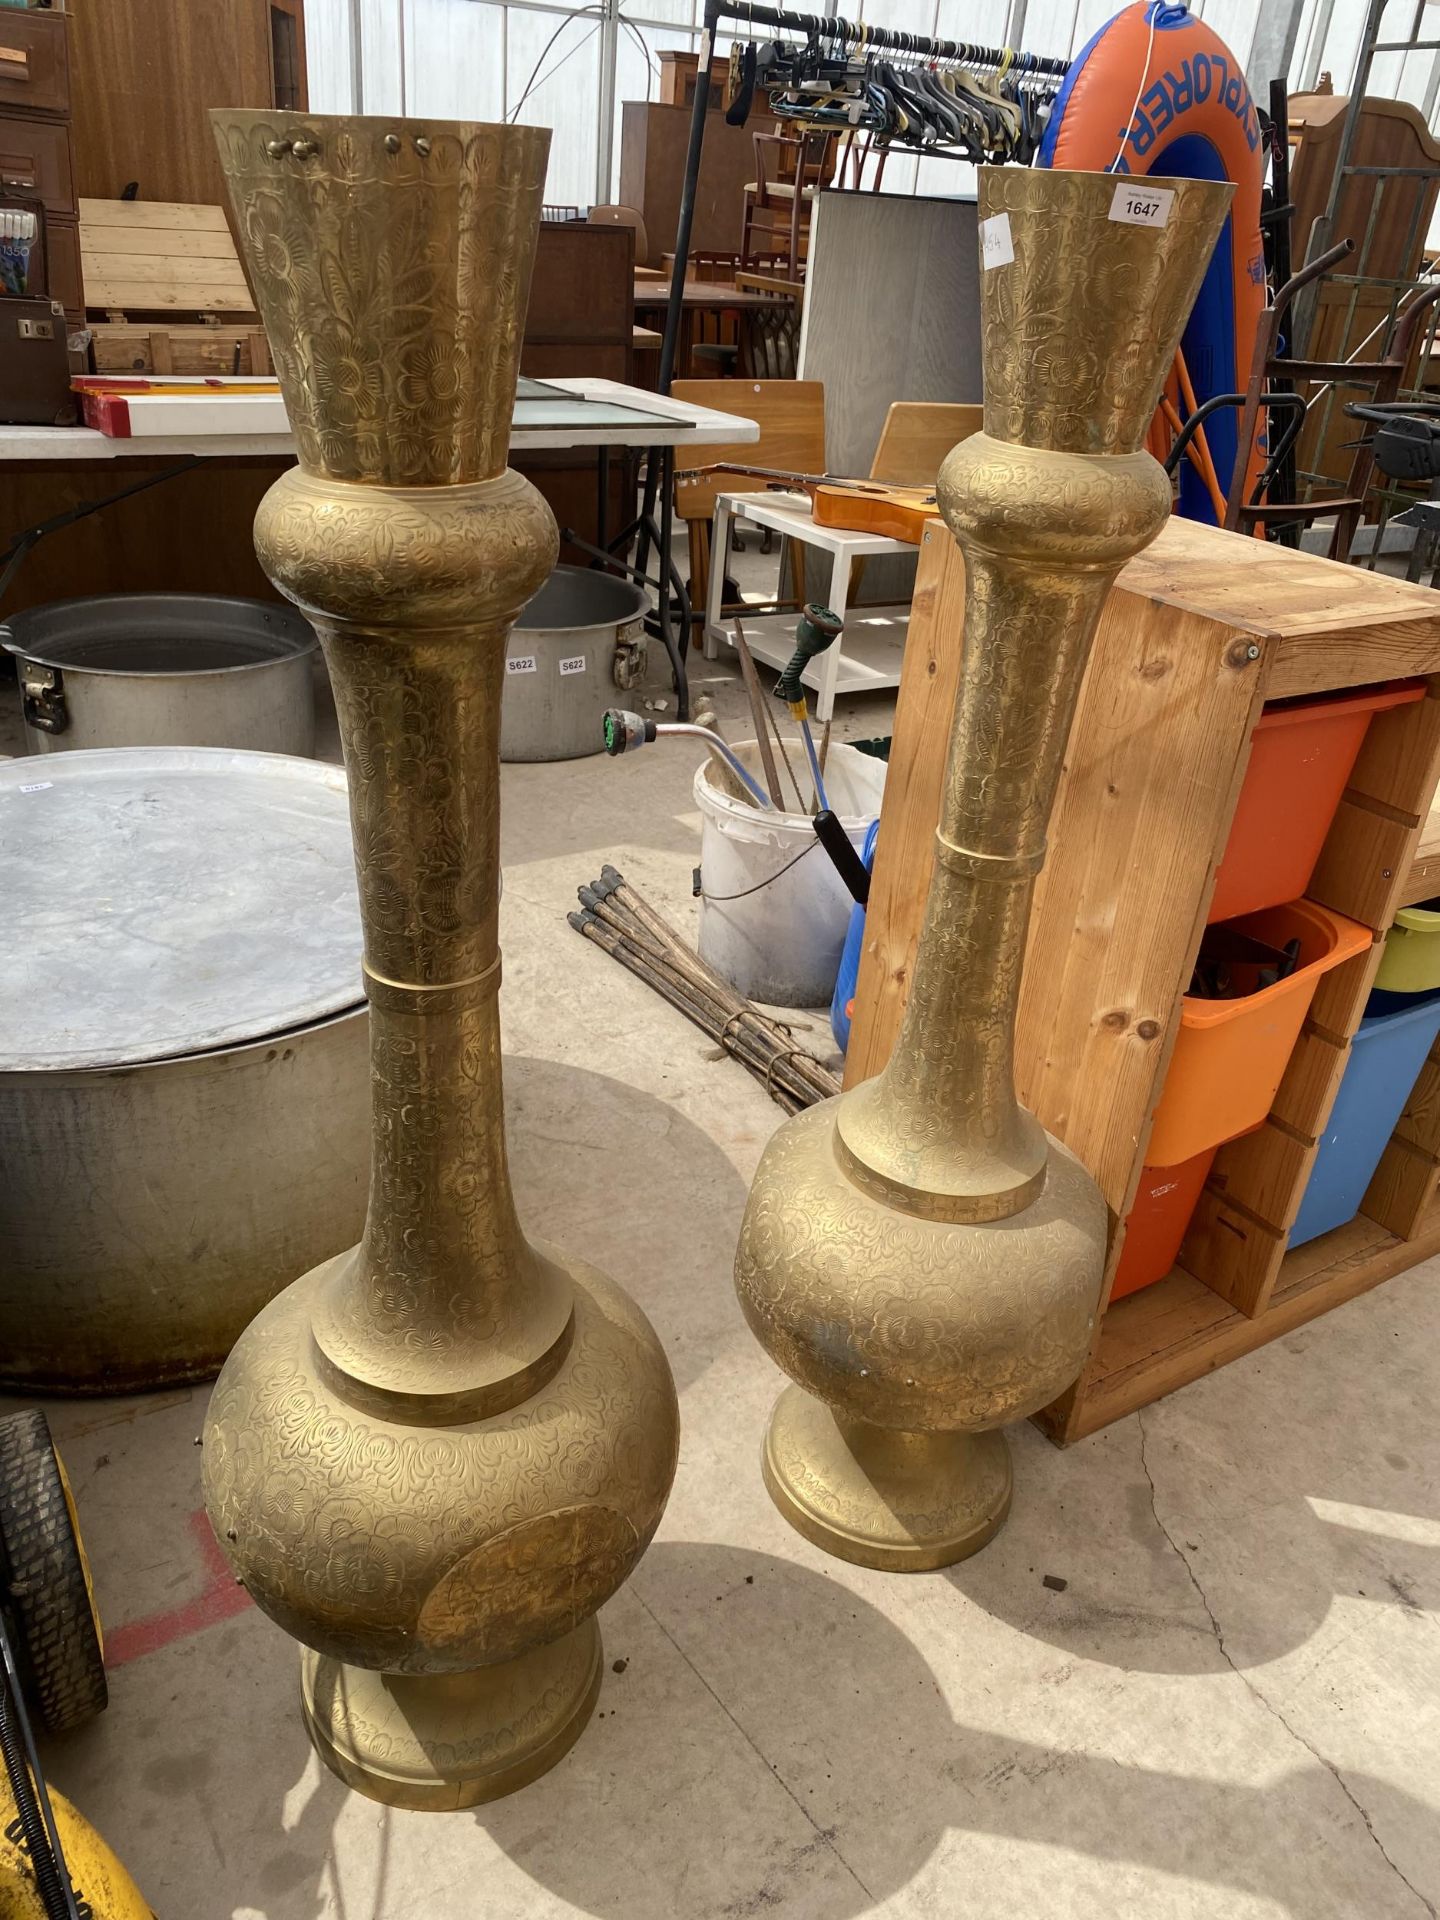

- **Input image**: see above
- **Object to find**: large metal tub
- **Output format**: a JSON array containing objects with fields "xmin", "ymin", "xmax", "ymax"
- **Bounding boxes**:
[
  {"xmin": 1, "ymin": 592, "xmax": 318, "ymax": 756},
  {"xmin": 0, "ymin": 748, "xmax": 368, "ymax": 1393},
  {"xmin": 501, "ymin": 565, "xmax": 648, "ymax": 761}
]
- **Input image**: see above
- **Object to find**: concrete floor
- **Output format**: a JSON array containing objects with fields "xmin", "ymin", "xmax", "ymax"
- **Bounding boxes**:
[{"xmin": 4, "ymin": 625, "xmax": 1440, "ymax": 1920}]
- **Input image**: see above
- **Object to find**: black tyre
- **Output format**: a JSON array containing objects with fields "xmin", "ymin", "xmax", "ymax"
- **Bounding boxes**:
[{"xmin": 0, "ymin": 1409, "xmax": 107, "ymax": 1733}]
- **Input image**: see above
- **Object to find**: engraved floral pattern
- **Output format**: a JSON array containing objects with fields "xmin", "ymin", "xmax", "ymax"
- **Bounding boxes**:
[
  {"xmin": 212, "ymin": 112, "xmax": 551, "ymax": 485},
  {"xmin": 731, "ymin": 169, "xmax": 1224, "ymax": 1560},
  {"xmin": 200, "ymin": 114, "xmax": 680, "ymax": 1766}
]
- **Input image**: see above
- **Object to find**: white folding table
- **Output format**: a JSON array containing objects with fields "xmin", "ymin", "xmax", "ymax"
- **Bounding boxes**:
[
  {"xmin": 0, "ymin": 378, "xmax": 761, "ymax": 721},
  {"xmin": 702, "ymin": 489, "xmax": 914, "ymax": 723},
  {"xmin": 0, "ymin": 377, "xmax": 759, "ymax": 461}
]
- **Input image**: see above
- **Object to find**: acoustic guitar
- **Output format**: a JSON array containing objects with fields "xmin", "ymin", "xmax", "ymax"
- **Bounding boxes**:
[{"xmin": 680, "ymin": 463, "xmax": 941, "ymax": 546}]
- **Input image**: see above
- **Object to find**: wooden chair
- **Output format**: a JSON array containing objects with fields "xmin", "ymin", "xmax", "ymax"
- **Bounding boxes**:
[
  {"xmin": 589, "ymin": 203, "xmax": 649, "ymax": 263},
  {"xmin": 868, "ymin": 401, "xmax": 985, "ymax": 485},
  {"xmin": 848, "ymin": 402, "xmax": 984, "ymax": 601},
  {"xmin": 1223, "ymin": 241, "xmax": 1440, "ymax": 558},
  {"xmin": 741, "ymin": 131, "xmax": 834, "ymax": 279},
  {"xmin": 687, "ymin": 252, "xmax": 743, "ymax": 374},
  {"xmin": 671, "ymin": 378, "xmax": 826, "ymax": 623}
]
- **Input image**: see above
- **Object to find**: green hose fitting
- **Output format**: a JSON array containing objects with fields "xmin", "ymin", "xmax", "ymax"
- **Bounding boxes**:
[{"xmin": 775, "ymin": 604, "xmax": 844, "ymax": 705}]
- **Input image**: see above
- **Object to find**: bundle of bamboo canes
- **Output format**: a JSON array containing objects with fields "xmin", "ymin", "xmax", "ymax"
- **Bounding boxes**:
[{"xmin": 568, "ymin": 866, "xmax": 839, "ymax": 1113}]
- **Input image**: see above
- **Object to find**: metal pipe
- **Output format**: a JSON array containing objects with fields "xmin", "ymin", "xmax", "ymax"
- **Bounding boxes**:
[{"xmin": 602, "ymin": 704, "xmax": 776, "ymax": 807}]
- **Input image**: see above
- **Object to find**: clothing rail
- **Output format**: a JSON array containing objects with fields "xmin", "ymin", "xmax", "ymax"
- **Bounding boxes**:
[
  {"xmin": 657, "ymin": 0, "xmax": 1069, "ymax": 390},
  {"xmin": 627, "ymin": 0, "xmax": 1066, "ymax": 724}
]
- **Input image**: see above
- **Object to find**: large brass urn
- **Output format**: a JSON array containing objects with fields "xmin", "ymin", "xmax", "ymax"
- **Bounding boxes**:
[
  {"xmin": 735, "ymin": 167, "xmax": 1232, "ymax": 1571},
  {"xmin": 202, "ymin": 113, "xmax": 679, "ymax": 1808}
]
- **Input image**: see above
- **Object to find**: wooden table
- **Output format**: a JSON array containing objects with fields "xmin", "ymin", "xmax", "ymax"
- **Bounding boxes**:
[
  {"xmin": 847, "ymin": 515, "xmax": 1440, "ymax": 1443},
  {"xmin": 633, "ymin": 278, "xmax": 780, "ymax": 377}
]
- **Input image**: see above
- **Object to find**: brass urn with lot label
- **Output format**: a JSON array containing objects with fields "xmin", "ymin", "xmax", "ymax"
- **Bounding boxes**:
[{"xmin": 734, "ymin": 165, "xmax": 1233, "ymax": 1571}]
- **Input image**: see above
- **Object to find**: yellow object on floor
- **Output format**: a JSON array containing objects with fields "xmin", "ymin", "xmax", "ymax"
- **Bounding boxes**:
[{"xmin": 0, "ymin": 1780, "xmax": 153, "ymax": 1918}]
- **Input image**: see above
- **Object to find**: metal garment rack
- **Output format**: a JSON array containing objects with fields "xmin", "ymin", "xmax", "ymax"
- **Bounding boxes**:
[
  {"xmin": 658, "ymin": 1, "xmax": 1069, "ymax": 386},
  {"xmin": 624, "ymin": 3, "xmax": 1068, "ymax": 718}
]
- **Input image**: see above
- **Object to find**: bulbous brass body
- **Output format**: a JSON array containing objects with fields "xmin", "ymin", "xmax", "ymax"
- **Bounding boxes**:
[
  {"xmin": 201, "ymin": 112, "xmax": 678, "ymax": 1808},
  {"xmin": 735, "ymin": 167, "xmax": 1234, "ymax": 1572}
]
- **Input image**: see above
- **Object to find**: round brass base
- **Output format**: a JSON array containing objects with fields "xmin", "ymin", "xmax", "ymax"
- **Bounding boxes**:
[
  {"xmin": 300, "ymin": 1619, "xmax": 602, "ymax": 1810},
  {"xmin": 762, "ymin": 1385, "xmax": 1012, "ymax": 1572}
]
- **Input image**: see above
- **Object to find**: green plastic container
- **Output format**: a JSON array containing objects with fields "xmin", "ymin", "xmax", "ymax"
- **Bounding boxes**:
[{"xmin": 1374, "ymin": 900, "xmax": 1440, "ymax": 994}]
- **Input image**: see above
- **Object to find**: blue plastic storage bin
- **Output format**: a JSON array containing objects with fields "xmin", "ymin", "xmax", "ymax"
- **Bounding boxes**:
[
  {"xmin": 831, "ymin": 819, "xmax": 882, "ymax": 1053},
  {"xmin": 1289, "ymin": 991, "xmax": 1440, "ymax": 1248}
]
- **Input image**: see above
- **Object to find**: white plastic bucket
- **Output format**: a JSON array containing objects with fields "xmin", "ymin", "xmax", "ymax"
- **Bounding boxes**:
[{"xmin": 694, "ymin": 740, "xmax": 887, "ymax": 1007}]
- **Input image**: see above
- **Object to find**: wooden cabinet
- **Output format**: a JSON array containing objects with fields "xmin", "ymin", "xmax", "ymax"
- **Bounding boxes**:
[
  {"xmin": 619, "ymin": 101, "xmax": 775, "ymax": 266},
  {"xmin": 847, "ymin": 518, "xmax": 1440, "ymax": 1442},
  {"xmin": 0, "ymin": 9, "xmax": 71, "ymax": 118},
  {"xmin": 69, "ymin": 0, "xmax": 306, "ymax": 211},
  {"xmin": 0, "ymin": 9, "xmax": 79, "ymax": 322},
  {"xmin": 0, "ymin": 112, "xmax": 72, "ymax": 215}
]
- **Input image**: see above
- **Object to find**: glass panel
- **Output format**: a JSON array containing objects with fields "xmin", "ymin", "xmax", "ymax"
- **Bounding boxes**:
[
  {"xmin": 357, "ymin": 0, "xmax": 404, "ymax": 114},
  {"xmin": 623, "ymin": 0, "xmax": 699, "ymax": 33},
  {"xmin": 855, "ymin": 0, "xmax": 941, "ymax": 39},
  {"xmin": 404, "ymin": 0, "xmax": 506, "ymax": 121},
  {"xmin": 506, "ymin": 8, "xmax": 605, "ymax": 208},
  {"xmin": 304, "ymin": 0, "xmax": 356, "ymax": 113},
  {"xmin": 1014, "ymin": 0, "xmax": 1084, "ymax": 59},
  {"xmin": 513, "ymin": 392, "xmax": 696, "ymax": 429},
  {"xmin": 932, "ymin": 0, "xmax": 1012, "ymax": 42},
  {"xmin": 1194, "ymin": 0, "xmax": 1263, "ymax": 70},
  {"xmin": 915, "ymin": 154, "xmax": 978, "ymax": 199}
]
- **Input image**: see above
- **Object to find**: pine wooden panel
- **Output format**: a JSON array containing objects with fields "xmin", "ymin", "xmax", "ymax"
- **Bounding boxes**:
[
  {"xmin": 1400, "ymin": 797, "xmax": 1440, "ymax": 906},
  {"xmin": 1014, "ymin": 602, "xmax": 1264, "ymax": 1212},
  {"xmin": 90, "ymin": 323, "xmax": 270, "ymax": 375},
  {"xmin": 1310, "ymin": 683, "xmax": 1440, "ymax": 931},
  {"xmin": 1396, "ymin": 1039, "xmax": 1440, "ymax": 1153},
  {"xmin": 1349, "ymin": 679, "xmax": 1440, "ymax": 813},
  {"xmin": 1308, "ymin": 937, "xmax": 1384, "ymax": 1037},
  {"xmin": 1122, "ymin": 516, "xmax": 1440, "ymax": 695},
  {"xmin": 1204, "ymin": 1124, "xmax": 1314, "ymax": 1233},
  {"xmin": 1047, "ymin": 1205, "xmax": 1433, "ymax": 1443},
  {"xmin": 83, "ymin": 279, "xmax": 254, "ymax": 314},
  {"xmin": 1178, "ymin": 1198, "xmax": 1285, "ymax": 1306},
  {"xmin": 1364, "ymin": 1135, "xmax": 1438, "ymax": 1239},
  {"xmin": 843, "ymin": 525, "xmax": 964, "ymax": 1088},
  {"xmin": 1271, "ymin": 1027, "xmax": 1350, "ymax": 1134},
  {"xmin": 80, "ymin": 197, "xmax": 256, "ymax": 317},
  {"xmin": 80, "ymin": 225, "xmax": 238, "ymax": 259},
  {"xmin": 1268, "ymin": 620, "xmax": 1440, "ymax": 698},
  {"xmin": 79, "ymin": 198, "xmax": 231, "ymax": 232},
  {"xmin": 1311, "ymin": 799, "xmax": 1431, "ymax": 931}
]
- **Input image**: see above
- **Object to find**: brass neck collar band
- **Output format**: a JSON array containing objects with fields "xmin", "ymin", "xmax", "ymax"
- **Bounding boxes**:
[
  {"xmin": 932, "ymin": 833, "xmax": 1047, "ymax": 882},
  {"xmin": 363, "ymin": 955, "xmax": 502, "ymax": 1012},
  {"xmin": 833, "ymin": 1126, "xmax": 1047, "ymax": 1225}
]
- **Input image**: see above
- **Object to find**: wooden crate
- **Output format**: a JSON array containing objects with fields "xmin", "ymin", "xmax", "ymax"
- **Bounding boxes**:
[
  {"xmin": 80, "ymin": 196, "xmax": 270, "ymax": 374},
  {"xmin": 846, "ymin": 515, "xmax": 1440, "ymax": 1442}
]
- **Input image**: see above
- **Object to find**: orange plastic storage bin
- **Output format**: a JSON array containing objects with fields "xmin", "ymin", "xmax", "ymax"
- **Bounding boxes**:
[
  {"xmin": 1209, "ymin": 681, "xmax": 1424, "ymax": 924},
  {"xmin": 1112, "ymin": 1147, "xmax": 1217, "ymax": 1302},
  {"xmin": 1147, "ymin": 899, "xmax": 1372, "ymax": 1167}
]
